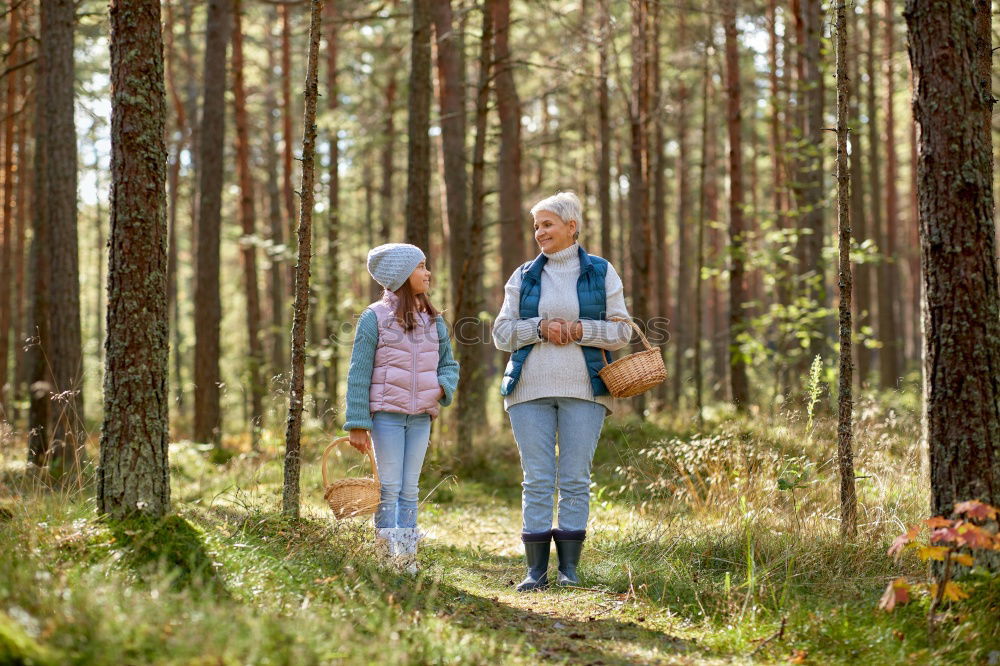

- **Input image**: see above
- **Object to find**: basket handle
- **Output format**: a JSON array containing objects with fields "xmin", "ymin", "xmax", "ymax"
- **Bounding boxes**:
[
  {"xmin": 321, "ymin": 434, "xmax": 379, "ymax": 489},
  {"xmin": 601, "ymin": 316, "xmax": 657, "ymax": 366}
]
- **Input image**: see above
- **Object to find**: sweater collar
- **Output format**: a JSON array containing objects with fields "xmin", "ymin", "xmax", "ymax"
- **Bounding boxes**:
[
  {"xmin": 524, "ymin": 244, "xmax": 593, "ymax": 284},
  {"xmin": 542, "ymin": 242, "xmax": 580, "ymax": 263}
]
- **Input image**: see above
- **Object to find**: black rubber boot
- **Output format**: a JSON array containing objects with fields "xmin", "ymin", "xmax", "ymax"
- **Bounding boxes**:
[
  {"xmin": 553, "ymin": 529, "xmax": 586, "ymax": 586},
  {"xmin": 516, "ymin": 531, "xmax": 552, "ymax": 592}
]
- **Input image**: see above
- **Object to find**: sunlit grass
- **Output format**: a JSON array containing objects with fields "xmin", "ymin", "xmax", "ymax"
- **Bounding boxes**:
[{"xmin": 1, "ymin": 391, "xmax": 997, "ymax": 664}]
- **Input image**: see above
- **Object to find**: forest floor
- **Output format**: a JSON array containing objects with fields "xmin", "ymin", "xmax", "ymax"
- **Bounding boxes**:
[{"xmin": 1, "ymin": 395, "xmax": 999, "ymax": 664}]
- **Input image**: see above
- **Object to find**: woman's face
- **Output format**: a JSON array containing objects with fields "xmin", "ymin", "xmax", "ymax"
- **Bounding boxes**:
[
  {"xmin": 407, "ymin": 260, "xmax": 432, "ymax": 295},
  {"xmin": 533, "ymin": 210, "xmax": 577, "ymax": 253}
]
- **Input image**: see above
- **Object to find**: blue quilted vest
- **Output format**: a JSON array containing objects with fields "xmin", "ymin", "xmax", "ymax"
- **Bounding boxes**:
[{"xmin": 500, "ymin": 246, "xmax": 612, "ymax": 397}]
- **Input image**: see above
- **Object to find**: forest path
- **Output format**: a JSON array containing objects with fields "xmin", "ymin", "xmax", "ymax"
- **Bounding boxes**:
[{"xmin": 412, "ymin": 485, "xmax": 722, "ymax": 665}]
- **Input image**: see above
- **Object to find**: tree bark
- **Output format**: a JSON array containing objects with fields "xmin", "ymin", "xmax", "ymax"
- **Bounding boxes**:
[
  {"xmin": 0, "ymin": 1, "xmax": 18, "ymax": 421},
  {"xmin": 42, "ymin": 0, "xmax": 83, "ymax": 476},
  {"xmin": 493, "ymin": 0, "xmax": 525, "ymax": 279},
  {"xmin": 324, "ymin": 0, "xmax": 341, "ymax": 422},
  {"xmin": 881, "ymin": 0, "xmax": 901, "ymax": 388},
  {"xmin": 233, "ymin": 0, "xmax": 265, "ymax": 446},
  {"xmin": 695, "ymin": 25, "xmax": 713, "ymax": 425},
  {"xmin": 266, "ymin": 23, "xmax": 286, "ymax": 379},
  {"xmin": 834, "ymin": 0, "xmax": 857, "ymax": 539},
  {"xmin": 723, "ymin": 0, "xmax": 748, "ymax": 409},
  {"xmin": 849, "ymin": 1, "xmax": 872, "ymax": 387},
  {"xmin": 628, "ymin": 0, "xmax": 653, "ymax": 415},
  {"xmin": 281, "ymin": 4, "xmax": 297, "ymax": 293},
  {"xmin": 904, "ymin": 0, "xmax": 1000, "ymax": 524},
  {"xmin": 672, "ymin": 11, "xmax": 691, "ymax": 406},
  {"xmin": 597, "ymin": 0, "xmax": 612, "ymax": 262},
  {"xmin": 193, "ymin": 0, "xmax": 232, "ymax": 445},
  {"xmin": 100, "ymin": 0, "xmax": 170, "ymax": 519},
  {"xmin": 283, "ymin": 0, "xmax": 324, "ymax": 518},
  {"xmin": 163, "ymin": 0, "xmax": 187, "ymax": 424},
  {"xmin": 405, "ymin": 0, "xmax": 433, "ymax": 250},
  {"xmin": 380, "ymin": 73, "xmax": 396, "ymax": 246}
]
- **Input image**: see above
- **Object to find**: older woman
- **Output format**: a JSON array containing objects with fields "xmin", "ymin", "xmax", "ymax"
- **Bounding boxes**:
[{"xmin": 492, "ymin": 191, "xmax": 633, "ymax": 592}]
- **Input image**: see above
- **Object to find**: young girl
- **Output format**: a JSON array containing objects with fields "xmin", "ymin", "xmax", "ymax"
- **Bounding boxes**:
[{"xmin": 344, "ymin": 243, "xmax": 460, "ymax": 573}]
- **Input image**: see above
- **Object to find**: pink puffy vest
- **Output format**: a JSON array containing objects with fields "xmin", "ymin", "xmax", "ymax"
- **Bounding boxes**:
[{"xmin": 368, "ymin": 292, "xmax": 442, "ymax": 419}]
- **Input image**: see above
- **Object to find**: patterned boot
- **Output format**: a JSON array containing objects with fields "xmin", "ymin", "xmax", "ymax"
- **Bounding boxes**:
[{"xmin": 393, "ymin": 528, "xmax": 421, "ymax": 575}]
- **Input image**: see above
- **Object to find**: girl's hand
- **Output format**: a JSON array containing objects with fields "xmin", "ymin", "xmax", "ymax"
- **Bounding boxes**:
[
  {"xmin": 543, "ymin": 318, "xmax": 573, "ymax": 345},
  {"xmin": 349, "ymin": 429, "xmax": 371, "ymax": 453}
]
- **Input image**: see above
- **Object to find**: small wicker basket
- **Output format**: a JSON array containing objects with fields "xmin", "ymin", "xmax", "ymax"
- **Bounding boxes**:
[
  {"xmin": 321, "ymin": 435, "xmax": 381, "ymax": 520},
  {"xmin": 597, "ymin": 316, "xmax": 667, "ymax": 398}
]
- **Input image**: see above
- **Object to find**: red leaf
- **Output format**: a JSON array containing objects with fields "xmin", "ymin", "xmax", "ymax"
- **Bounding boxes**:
[
  {"xmin": 888, "ymin": 525, "xmax": 920, "ymax": 558},
  {"xmin": 957, "ymin": 523, "xmax": 995, "ymax": 550},
  {"xmin": 930, "ymin": 527, "xmax": 960, "ymax": 544},
  {"xmin": 953, "ymin": 500, "xmax": 998, "ymax": 521}
]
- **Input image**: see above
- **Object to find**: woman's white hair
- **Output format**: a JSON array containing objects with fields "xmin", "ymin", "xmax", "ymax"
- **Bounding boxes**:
[{"xmin": 530, "ymin": 191, "xmax": 583, "ymax": 240}]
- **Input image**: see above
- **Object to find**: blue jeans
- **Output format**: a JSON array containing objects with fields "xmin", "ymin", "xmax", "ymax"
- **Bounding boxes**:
[
  {"xmin": 508, "ymin": 397, "xmax": 607, "ymax": 534},
  {"xmin": 370, "ymin": 412, "xmax": 432, "ymax": 528}
]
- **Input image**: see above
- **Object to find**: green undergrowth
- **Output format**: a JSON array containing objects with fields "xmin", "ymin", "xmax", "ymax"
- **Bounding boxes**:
[{"xmin": 1, "ymin": 395, "xmax": 998, "ymax": 664}]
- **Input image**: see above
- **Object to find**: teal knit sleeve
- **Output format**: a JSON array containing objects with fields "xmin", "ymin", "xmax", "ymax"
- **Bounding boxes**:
[
  {"xmin": 436, "ymin": 316, "xmax": 460, "ymax": 407},
  {"xmin": 343, "ymin": 309, "xmax": 379, "ymax": 431}
]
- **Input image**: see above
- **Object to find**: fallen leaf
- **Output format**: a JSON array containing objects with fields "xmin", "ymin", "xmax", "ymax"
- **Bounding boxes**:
[
  {"xmin": 893, "ymin": 630, "xmax": 905, "ymax": 641},
  {"xmin": 568, "ymin": 632, "xmax": 586, "ymax": 639}
]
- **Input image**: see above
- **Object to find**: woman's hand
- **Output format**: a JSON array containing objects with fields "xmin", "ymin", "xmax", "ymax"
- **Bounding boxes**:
[
  {"xmin": 540, "ymin": 318, "xmax": 573, "ymax": 345},
  {"xmin": 349, "ymin": 429, "xmax": 371, "ymax": 453}
]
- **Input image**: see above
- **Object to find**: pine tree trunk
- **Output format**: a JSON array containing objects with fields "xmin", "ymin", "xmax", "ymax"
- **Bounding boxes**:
[
  {"xmin": 232, "ymin": 0, "xmax": 265, "ymax": 446},
  {"xmin": 163, "ymin": 0, "xmax": 187, "ymax": 424},
  {"xmin": 28, "ymin": 0, "xmax": 53, "ymax": 467},
  {"xmin": 834, "ymin": 0, "xmax": 857, "ymax": 539},
  {"xmin": 266, "ymin": 27, "xmax": 286, "ymax": 378},
  {"xmin": 380, "ymin": 73, "xmax": 396, "ymax": 246},
  {"xmin": 904, "ymin": 0, "xmax": 1000, "ymax": 524},
  {"xmin": 100, "ymin": 0, "xmax": 170, "ymax": 519},
  {"xmin": 493, "ymin": 0, "xmax": 525, "ymax": 280},
  {"xmin": 651, "ymin": 2, "xmax": 668, "ymax": 406},
  {"xmin": 193, "ymin": 0, "xmax": 231, "ymax": 446},
  {"xmin": 881, "ymin": 0, "xmax": 901, "ymax": 387},
  {"xmin": 12, "ymin": 58, "xmax": 30, "ymax": 429},
  {"xmin": 42, "ymin": 0, "xmax": 83, "ymax": 477},
  {"xmin": 628, "ymin": 0, "xmax": 652, "ymax": 416},
  {"xmin": 796, "ymin": 0, "xmax": 825, "ymax": 367},
  {"xmin": 0, "ymin": 2, "xmax": 17, "ymax": 421},
  {"xmin": 723, "ymin": 0, "xmax": 749, "ymax": 409},
  {"xmin": 695, "ymin": 26, "xmax": 712, "ymax": 425},
  {"xmin": 281, "ymin": 4, "xmax": 297, "ymax": 295},
  {"xmin": 672, "ymin": 11, "xmax": 691, "ymax": 406},
  {"xmin": 406, "ymin": 0, "xmax": 433, "ymax": 250},
  {"xmin": 849, "ymin": 2, "xmax": 872, "ymax": 388},
  {"xmin": 283, "ymin": 0, "xmax": 324, "ymax": 518},
  {"xmin": 324, "ymin": 0, "xmax": 341, "ymax": 422},
  {"xmin": 598, "ymin": 0, "xmax": 612, "ymax": 262}
]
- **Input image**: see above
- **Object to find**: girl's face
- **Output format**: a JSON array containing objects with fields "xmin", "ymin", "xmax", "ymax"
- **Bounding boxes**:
[
  {"xmin": 533, "ymin": 210, "xmax": 577, "ymax": 253},
  {"xmin": 407, "ymin": 261, "xmax": 432, "ymax": 295}
]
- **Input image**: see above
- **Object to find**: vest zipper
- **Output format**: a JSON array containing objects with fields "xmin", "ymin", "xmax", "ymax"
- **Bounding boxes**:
[{"xmin": 411, "ymin": 325, "xmax": 418, "ymax": 413}]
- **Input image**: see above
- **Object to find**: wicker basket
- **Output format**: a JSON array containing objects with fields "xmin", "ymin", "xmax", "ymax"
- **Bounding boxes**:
[
  {"xmin": 321, "ymin": 435, "xmax": 380, "ymax": 520},
  {"xmin": 597, "ymin": 317, "xmax": 667, "ymax": 398}
]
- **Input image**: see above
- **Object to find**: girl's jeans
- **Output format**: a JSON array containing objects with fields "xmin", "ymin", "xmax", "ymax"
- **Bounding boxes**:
[
  {"xmin": 508, "ymin": 397, "xmax": 607, "ymax": 534},
  {"xmin": 371, "ymin": 411, "xmax": 432, "ymax": 528}
]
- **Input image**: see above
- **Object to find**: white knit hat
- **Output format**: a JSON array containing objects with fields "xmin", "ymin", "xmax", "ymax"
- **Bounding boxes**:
[{"xmin": 366, "ymin": 243, "xmax": 426, "ymax": 292}]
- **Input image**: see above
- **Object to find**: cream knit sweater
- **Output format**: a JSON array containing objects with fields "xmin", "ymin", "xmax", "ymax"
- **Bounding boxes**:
[{"xmin": 492, "ymin": 243, "xmax": 633, "ymax": 413}]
